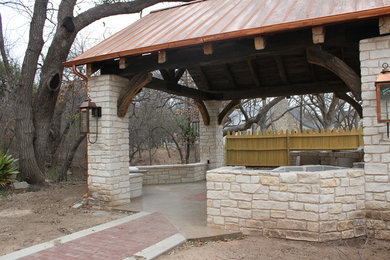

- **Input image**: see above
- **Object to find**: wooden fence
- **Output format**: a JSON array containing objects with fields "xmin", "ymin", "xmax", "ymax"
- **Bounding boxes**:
[{"xmin": 226, "ymin": 127, "xmax": 363, "ymax": 167}]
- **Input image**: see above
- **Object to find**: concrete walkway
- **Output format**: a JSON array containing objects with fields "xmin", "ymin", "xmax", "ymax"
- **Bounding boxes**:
[
  {"xmin": 122, "ymin": 181, "xmax": 234, "ymax": 239},
  {"xmin": 1, "ymin": 212, "xmax": 185, "ymax": 260}
]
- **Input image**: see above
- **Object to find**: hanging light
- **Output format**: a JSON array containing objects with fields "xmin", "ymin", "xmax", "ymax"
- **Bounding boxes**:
[
  {"xmin": 79, "ymin": 97, "xmax": 101, "ymax": 142},
  {"xmin": 375, "ymin": 63, "xmax": 390, "ymax": 137}
]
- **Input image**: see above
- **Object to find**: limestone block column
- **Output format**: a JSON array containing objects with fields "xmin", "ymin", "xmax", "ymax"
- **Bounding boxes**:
[
  {"xmin": 360, "ymin": 35, "xmax": 390, "ymax": 239},
  {"xmin": 87, "ymin": 75, "xmax": 130, "ymax": 207},
  {"xmin": 200, "ymin": 101, "xmax": 225, "ymax": 169}
]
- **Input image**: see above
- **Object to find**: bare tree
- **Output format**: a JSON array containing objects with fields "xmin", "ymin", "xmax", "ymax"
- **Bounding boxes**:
[{"xmin": 0, "ymin": 0, "xmax": 192, "ymax": 184}]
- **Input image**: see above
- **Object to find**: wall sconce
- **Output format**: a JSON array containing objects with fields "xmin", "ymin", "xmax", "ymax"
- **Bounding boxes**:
[
  {"xmin": 375, "ymin": 63, "xmax": 390, "ymax": 137},
  {"xmin": 80, "ymin": 97, "xmax": 102, "ymax": 143}
]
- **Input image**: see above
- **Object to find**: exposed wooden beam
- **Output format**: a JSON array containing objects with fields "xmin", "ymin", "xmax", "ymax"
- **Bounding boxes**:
[
  {"xmin": 218, "ymin": 99, "xmax": 240, "ymax": 125},
  {"xmin": 274, "ymin": 56, "xmax": 289, "ymax": 84},
  {"xmin": 223, "ymin": 64, "xmax": 238, "ymax": 88},
  {"xmin": 306, "ymin": 47, "xmax": 361, "ymax": 100},
  {"xmin": 335, "ymin": 92, "xmax": 363, "ymax": 118},
  {"xmin": 247, "ymin": 60, "xmax": 261, "ymax": 87},
  {"xmin": 204, "ymin": 43, "xmax": 213, "ymax": 55},
  {"xmin": 193, "ymin": 99, "xmax": 210, "ymax": 125},
  {"xmin": 188, "ymin": 66, "xmax": 212, "ymax": 90},
  {"xmin": 117, "ymin": 73, "xmax": 152, "ymax": 117},
  {"xmin": 312, "ymin": 26, "xmax": 325, "ymax": 44},
  {"xmin": 144, "ymin": 77, "xmax": 218, "ymax": 100},
  {"xmin": 158, "ymin": 51, "xmax": 167, "ymax": 64},
  {"xmin": 254, "ymin": 36, "xmax": 266, "ymax": 50},
  {"xmin": 159, "ymin": 69, "xmax": 174, "ymax": 81},
  {"xmin": 215, "ymin": 81, "xmax": 348, "ymax": 100},
  {"xmin": 174, "ymin": 68, "xmax": 186, "ymax": 82},
  {"xmin": 379, "ymin": 16, "xmax": 390, "ymax": 35}
]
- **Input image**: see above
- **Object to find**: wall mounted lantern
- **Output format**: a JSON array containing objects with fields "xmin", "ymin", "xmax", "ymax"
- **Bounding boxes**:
[
  {"xmin": 80, "ymin": 97, "xmax": 102, "ymax": 143},
  {"xmin": 375, "ymin": 63, "xmax": 390, "ymax": 137}
]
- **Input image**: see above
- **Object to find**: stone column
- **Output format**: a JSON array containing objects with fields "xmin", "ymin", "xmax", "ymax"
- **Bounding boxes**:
[
  {"xmin": 200, "ymin": 101, "xmax": 225, "ymax": 169},
  {"xmin": 87, "ymin": 75, "xmax": 130, "ymax": 208},
  {"xmin": 360, "ymin": 35, "xmax": 390, "ymax": 239}
]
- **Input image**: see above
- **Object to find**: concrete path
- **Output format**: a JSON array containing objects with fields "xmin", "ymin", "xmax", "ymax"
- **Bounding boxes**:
[{"xmin": 1, "ymin": 212, "xmax": 185, "ymax": 260}]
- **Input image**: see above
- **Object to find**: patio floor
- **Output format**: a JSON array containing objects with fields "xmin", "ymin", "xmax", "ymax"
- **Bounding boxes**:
[{"xmin": 118, "ymin": 181, "xmax": 235, "ymax": 239}]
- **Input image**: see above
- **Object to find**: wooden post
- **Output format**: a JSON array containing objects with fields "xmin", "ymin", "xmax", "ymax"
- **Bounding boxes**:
[
  {"xmin": 312, "ymin": 26, "xmax": 325, "ymax": 44},
  {"xmin": 204, "ymin": 42, "xmax": 213, "ymax": 55}
]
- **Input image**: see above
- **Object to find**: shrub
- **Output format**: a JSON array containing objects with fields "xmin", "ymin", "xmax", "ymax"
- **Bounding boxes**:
[{"xmin": 0, "ymin": 150, "xmax": 19, "ymax": 187}]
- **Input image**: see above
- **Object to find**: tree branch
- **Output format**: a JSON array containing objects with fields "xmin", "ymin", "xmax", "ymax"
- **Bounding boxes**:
[
  {"xmin": 74, "ymin": 0, "xmax": 193, "ymax": 32},
  {"xmin": 0, "ymin": 13, "xmax": 12, "ymax": 81}
]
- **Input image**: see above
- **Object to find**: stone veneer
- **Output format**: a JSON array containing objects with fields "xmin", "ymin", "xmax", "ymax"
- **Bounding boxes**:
[
  {"xmin": 200, "ymin": 101, "xmax": 225, "ymax": 170},
  {"xmin": 138, "ymin": 163, "xmax": 207, "ymax": 185},
  {"xmin": 360, "ymin": 35, "xmax": 390, "ymax": 239},
  {"xmin": 207, "ymin": 167, "xmax": 366, "ymax": 242},
  {"xmin": 87, "ymin": 75, "xmax": 131, "ymax": 207}
]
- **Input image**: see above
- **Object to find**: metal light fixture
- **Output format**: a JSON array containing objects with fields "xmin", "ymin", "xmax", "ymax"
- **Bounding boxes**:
[
  {"xmin": 79, "ymin": 97, "xmax": 101, "ymax": 143},
  {"xmin": 375, "ymin": 63, "xmax": 390, "ymax": 137}
]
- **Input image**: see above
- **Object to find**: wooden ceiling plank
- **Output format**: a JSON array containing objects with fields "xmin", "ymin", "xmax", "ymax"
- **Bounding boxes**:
[{"xmin": 223, "ymin": 64, "xmax": 238, "ymax": 88}]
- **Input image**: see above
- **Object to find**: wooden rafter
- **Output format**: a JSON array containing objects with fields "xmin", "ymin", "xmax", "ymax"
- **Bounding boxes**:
[
  {"xmin": 218, "ymin": 99, "xmax": 240, "ymax": 125},
  {"xmin": 193, "ymin": 99, "xmax": 210, "ymax": 125},
  {"xmin": 117, "ymin": 73, "xmax": 152, "ymax": 117},
  {"xmin": 335, "ymin": 92, "xmax": 363, "ymax": 118},
  {"xmin": 306, "ymin": 47, "xmax": 361, "ymax": 100},
  {"xmin": 274, "ymin": 56, "xmax": 289, "ymax": 84},
  {"xmin": 223, "ymin": 64, "xmax": 237, "ymax": 88},
  {"xmin": 247, "ymin": 59, "xmax": 261, "ymax": 87}
]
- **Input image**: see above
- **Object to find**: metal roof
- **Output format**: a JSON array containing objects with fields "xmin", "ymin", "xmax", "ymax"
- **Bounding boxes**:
[{"xmin": 65, "ymin": 0, "xmax": 390, "ymax": 67}]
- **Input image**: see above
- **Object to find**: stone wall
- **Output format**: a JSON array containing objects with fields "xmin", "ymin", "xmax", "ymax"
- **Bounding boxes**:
[
  {"xmin": 138, "ymin": 163, "xmax": 207, "ymax": 185},
  {"xmin": 207, "ymin": 167, "xmax": 365, "ymax": 242},
  {"xmin": 360, "ymin": 35, "xmax": 390, "ymax": 240},
  {"xmin": 290, "ymin": 151, "xmax": 364, "ymax": 168},
  {"xmin": 87, "ymin": 75, "xmax": 131, "ymax": 207}
]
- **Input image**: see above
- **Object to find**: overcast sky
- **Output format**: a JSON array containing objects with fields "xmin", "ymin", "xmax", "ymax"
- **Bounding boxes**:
[{"xmin": 0, "ymin": 1, "xmax": 183, "ymax": 63}]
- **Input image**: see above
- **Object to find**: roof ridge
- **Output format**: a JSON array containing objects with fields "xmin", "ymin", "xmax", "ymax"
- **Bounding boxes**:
[{"xmin": 150, "ymin": 0, "xmax": 207, "ymax": 14}]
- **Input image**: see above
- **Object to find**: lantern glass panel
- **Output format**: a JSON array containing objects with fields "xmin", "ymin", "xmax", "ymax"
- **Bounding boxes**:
[
  {"xmin": 379, "ymin": 84, "xmax": 390, "ymax": 121},
  {"xmin": 80, "ymin": 108, "xmax": 89, "ymax": 134},
  {"xmin": 89, "ymin": 109, "xmax": 98, "ymax": 134}
]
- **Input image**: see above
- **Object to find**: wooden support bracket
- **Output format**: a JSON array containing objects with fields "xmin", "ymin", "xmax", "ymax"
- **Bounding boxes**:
[
  {"xmin": 312, "ymin": 26, "xmax": 325, "ymax": 44},
  {"xmin": 254, "ymin": 36, "xmax": 266, "ymax": 50},
  {"xmin": 204, "ymin": 42, "xmax": 213, "ymax": 55},
  {"xmin": 193, "ymin": 99, "xmax": 210, "ymax": 125},
  {"xmin": 86, "ymin": 63, "xmax": 101, "ymax": 77},
  {"xmin": 306, "ymin": 47, "xmax": 361, "ymax": 100},
  {"xmin": 117, "ymin": 73, "xmax": 153, "ymax": 117},
  {"xmin": 335, "ymin": 92, "xmax": 363, "ymax": 118},
  {"xmin": 119, "ymin": 57, "xmax": 127, "ymax": 69},
  {"xmin": 158, "ymin": 51, "xmax": 167, "ymax": 64},
  {"xmin": 218, "ymin": 99, "xmax": 240, "ymax": 125}
]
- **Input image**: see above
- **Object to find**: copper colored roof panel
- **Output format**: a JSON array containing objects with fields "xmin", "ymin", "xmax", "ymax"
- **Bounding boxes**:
[{"xmin": 65, "ymin": 0, "xmax": 390, "ymax": 67}]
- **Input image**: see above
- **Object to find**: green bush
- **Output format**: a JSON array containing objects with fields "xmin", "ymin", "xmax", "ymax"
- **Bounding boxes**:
[{"xmin": 0, "ymin": 150, "xmax": 19, "ymax": 187}]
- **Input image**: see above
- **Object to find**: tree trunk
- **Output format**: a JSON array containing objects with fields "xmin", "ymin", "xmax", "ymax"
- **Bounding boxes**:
[
  {"xmin": 58, "ymin": 135, "xmax": 86, "ymax": 181},
  {"xmin": 15, "ymin": 0, "xmax": 48, "ymax": 184}
]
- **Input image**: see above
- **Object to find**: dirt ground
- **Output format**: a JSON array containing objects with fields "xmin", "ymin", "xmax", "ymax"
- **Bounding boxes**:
[
  {"xmin": 0, "ymin": 182, "xmax": 128, "ymax": 256},
  {"xmin": 160, "ymin": 236, "xmax": 390, "ymax": 260}
]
